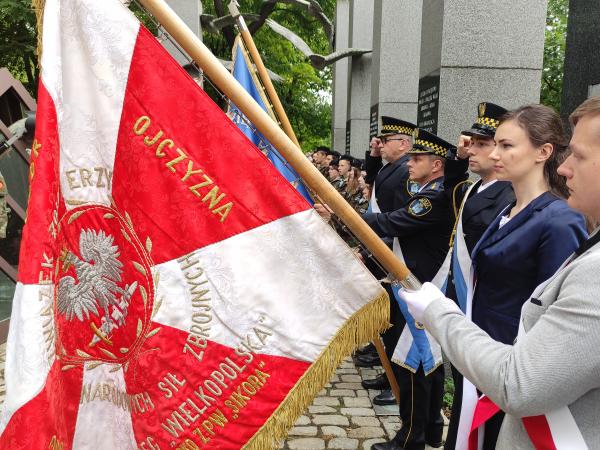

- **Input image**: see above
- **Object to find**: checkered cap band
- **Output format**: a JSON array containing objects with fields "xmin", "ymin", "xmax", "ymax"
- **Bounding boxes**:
[
  {"xmin": 382, "ymin": 125, "xmax": 414, "ymax": 135},
  {"xmin": 476, "ymin": 117, "xmax": 500, "ymax": 129},
  {"xmin": 413, "ymin": 139, "xmax": 448, "ymax": 157}
]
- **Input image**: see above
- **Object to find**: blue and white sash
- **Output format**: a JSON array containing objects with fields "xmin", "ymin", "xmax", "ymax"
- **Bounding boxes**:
[
  {"xmin": 369, "ymin": 180, "xmax": 449, "ymax": 375},
  {"xmin": 450, "ymin": 182, "xmax": 477, "ymax": 312}
]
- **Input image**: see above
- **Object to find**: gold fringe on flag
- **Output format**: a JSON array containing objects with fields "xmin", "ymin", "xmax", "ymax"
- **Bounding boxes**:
[
  {"xmin": 243, "ymin": 291, "xmax": 390, "ymax": 450},
  {"xmin": 32, "ymin": 0, "xmax": 46, "ymax": 66}
]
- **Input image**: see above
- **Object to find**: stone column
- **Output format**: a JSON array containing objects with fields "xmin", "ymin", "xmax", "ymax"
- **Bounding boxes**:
[
  {"xmin": 561, "ymin": 0, "xmax": 600, "ymax": 119},
  {"xmin": 332, "ymin": 0, "xmax": 351, "ymax": 153},
  {"xmin": 433, "ymin": 0, "xmax": 548, "ymax": 142},
  {"xmin": 345, "ymin": 0, "xmax": 374, "ymax": 158},
  {"xmin": 369, "ymin": 0, "xmax": 423, "ymax": 138},
  {"xmin": 163, "ymin": 0, "xmax": 202, "ymax": 65}
]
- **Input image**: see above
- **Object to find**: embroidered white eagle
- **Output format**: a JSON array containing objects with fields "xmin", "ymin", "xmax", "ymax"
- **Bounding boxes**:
[{"xmin": 57, "ymin": 229, "xmax": 125, "ymax": 322}]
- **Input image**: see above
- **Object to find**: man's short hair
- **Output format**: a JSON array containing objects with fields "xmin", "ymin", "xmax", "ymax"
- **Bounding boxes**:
[
  {"xmin": 429, "ymin": 154, "xmax": 446, "ymax": 169},
  {"xmin": 570, "ymin": 96, "xmax": 600, "ymax": 128}
]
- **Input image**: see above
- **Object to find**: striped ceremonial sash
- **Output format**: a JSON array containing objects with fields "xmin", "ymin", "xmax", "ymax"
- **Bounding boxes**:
[
  {"xmin": 369, "ymin": 180, "xmax": 448, "ymax": 374},
  {"xmin": 467, "ymin": 262, "xmax": 587, "ymax": 450}
]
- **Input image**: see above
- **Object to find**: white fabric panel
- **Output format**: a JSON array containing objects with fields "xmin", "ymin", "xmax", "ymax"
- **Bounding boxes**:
[
  {"xmin": 72, "ymin": 364, "xmax": 137, "ymax": 450},
  {"xmin": 0, "ymin": 283, "xmax": 54, "ymax": 433},
  {"xmin": 41, "ymin": 0, "xmax": 139, "ymax": 207},
  {"xmin": 153, "ymin": 209, "xmax": 384, "ymax": 362}
]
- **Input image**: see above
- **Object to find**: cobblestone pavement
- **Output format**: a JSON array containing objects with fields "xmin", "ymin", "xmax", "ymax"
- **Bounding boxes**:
[
  {"xmin": 0, "ymin": 347, "xmax": 446, "ymax": 450},
  {"xmin": 281, "ymin": 357, "xmax": 448, "ymax": 450}
]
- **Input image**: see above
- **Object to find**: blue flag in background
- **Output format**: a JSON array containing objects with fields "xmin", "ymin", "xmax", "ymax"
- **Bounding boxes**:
[{"xmin": 229, "ymin": 37, "xmax": 313, "ymax": 204}]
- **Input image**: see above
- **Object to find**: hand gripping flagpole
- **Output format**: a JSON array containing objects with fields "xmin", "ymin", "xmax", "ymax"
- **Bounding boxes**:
[
  {"xmin": 137, "ymin": 0, "xmax": 423, "ymax": 403},
  {"xmin": 228, "ymin": 1, "xmax": 301, "ymax": 149}
]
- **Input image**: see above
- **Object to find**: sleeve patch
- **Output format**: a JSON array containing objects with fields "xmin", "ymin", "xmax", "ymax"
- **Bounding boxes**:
[{"xmin": 408, "ymin": 197, "xmax": 432, "ymax": 216}]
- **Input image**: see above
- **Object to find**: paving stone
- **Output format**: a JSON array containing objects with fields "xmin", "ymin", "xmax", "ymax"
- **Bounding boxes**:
[
  {"xmin": 356, "ymin": 390, "xmax": 369, "ymax": 397},
  {"xmin": 343, "ymin": 397, "xmax": 372, "ymax": 408},
  {"xmin": 309, "ymin": 405, "xmax": 337, "ymax": 414},
  {"xmin": 321, "ymin": 426, "xmax": 347, "ymax": 438},
  {"xmin": 340, "ymin": 361, "xmax": 355, "ymax": 369},
  {"xmin": 359, "ymin": 369, "xmax": 379, "ymax": 377},
  {"xmin": 350, "ymin": 416, "xmax": 380, "ymax": 427},
  {"xmin": 327, "ymin": 437, "xmax": 359, "ymax": 449},
  {"xmin": 313, "ymin": 397, "xmax": 340, "ymax": 407},
  {"xmin": 340, "ymin": 408, "xmax": 375, "ymax": 416},
  {"xmin": 295, "ymin": 415, "xmax": 311, "ymax": 426},
  {"xmin": 289, "ymin": 426, "xmax": 318, "ymax": 437},
  {"xmin": 336, "ymin": 368, "xmax": 359, "ymax": 374},
  {"xmin": 347, "ymin": 427, "xmax": 386, "ymax": 439},
  {"xmin": 382, "ymin": 420, "xmax": 400, "ymax": 438},
  {"xmin": 318, "ymin": 389, "xmax": 328, "ymax": 396},
  {"xmin": 340, "ymin": 374, "xmax": 362, "ymax": 382},
  {"xmin": 288, "ymin": 438, "xmax": 326, "ymax": 450},
  {"xmin": 378, "ymin": 416, "xmax": 400, "ymax": 423},
  {"xmin": 330, "ymin": 389, "xmax": 356, "ymax": 397},
  {"xmin": 312, "ymin": 415, "xmax": 350, "ymax": 426},
  {"xmin": 362, "ymin": 438, "xmax": 386, "ymax": 449},
  {"xmin": 334, "ymin": 383, "xmax": 364, "ymax": 390},
  {"xmin": 329, "ymin": 374, "xmax": 340, "ymax": 383}
]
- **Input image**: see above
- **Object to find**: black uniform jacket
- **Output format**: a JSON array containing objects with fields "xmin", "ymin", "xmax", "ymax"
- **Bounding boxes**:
[
  {"xmin": 365, "ymin": 152, "xmax": 415, "ymax": 212},
  {"xmin": 363, "ymin": 177, "xmax": 453, "ymax": 283},
  {"xmin": 444, "ymin": 159, "xmax": 515, "ymax": 255}
]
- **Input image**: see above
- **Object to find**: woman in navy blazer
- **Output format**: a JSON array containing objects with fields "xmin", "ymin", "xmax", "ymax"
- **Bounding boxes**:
[{"xmin": 466, "ymin": 105, "xmax": 588, "ymax": 449}]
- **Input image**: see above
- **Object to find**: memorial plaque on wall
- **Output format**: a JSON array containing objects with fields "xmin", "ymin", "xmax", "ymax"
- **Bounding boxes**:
[
  {"xmin": 417, "ymin": 75, "xmax": 440, "ymax": 134},
  {"xmin": 345, "ymin": 120, "xmax": 351, "ymax": 153},
  {"xmin": 369, "ymin": 104, "xmax": 379, "ymax": 140}
]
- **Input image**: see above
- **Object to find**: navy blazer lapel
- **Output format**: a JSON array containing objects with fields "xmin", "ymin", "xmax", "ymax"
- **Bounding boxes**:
[
  {"xmin": 471, "ymin": 191, "xmax": 559, "ymax": 259},
  {"xmin": 462, "ymin": 181, "xmax": 511, "ymax": 223}
]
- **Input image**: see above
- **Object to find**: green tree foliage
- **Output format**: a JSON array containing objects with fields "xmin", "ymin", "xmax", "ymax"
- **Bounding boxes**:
[
  {"xmin": 202, "ymin": 0, "xmax": 334, "ymax": 151},
  {"xmin": 0, "ymin": 0, "xmax": 38, "ymax": 96},
  {"xmin": 541, "ymin": 0, "xmax": 568, "ymax": 112}
]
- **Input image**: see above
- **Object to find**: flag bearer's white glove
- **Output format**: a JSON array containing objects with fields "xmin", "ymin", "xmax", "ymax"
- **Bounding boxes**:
[{"xmin": 398, "ymin": 282, "xmax": 446, "ymax": 324}]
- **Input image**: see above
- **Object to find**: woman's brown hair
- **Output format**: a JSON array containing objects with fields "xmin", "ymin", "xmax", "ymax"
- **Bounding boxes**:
[{"xmin": 501, "ymin": 104, "xmax": 569, "ymax": 198}]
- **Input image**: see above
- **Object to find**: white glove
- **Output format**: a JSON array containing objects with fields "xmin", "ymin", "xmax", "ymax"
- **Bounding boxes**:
[{"xmin": 398, "ymin": 282, "xmax": 446, "ymax": 323}]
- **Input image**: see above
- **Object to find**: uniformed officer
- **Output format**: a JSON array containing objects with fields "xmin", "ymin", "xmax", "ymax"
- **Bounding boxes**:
[
  {"xmin": 364, "ymin": 116, "xmax": 420, "ymax": 212},
  {"xmin": 356, "ymin": 117, "xmax": 418, "ymax": 379},
  {"xmin": 363, "ymin": 129, "xmax": 467, "ymax": 450},
  {"xmin": 442, "ymin": 102, "xmax": 515, "ymax": 450}
]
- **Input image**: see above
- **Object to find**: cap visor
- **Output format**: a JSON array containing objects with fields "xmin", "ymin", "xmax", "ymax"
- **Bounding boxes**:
[{"xmin": 461, "ymin": 127, "xmax": 494, "ymax": 138}]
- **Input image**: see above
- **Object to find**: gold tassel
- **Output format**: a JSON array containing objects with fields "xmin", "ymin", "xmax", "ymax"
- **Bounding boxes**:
[
  {"xmin": 32, "ymin": 0, "xmax": 46, "ymax": 67},
  {"xmin": 243, "ymin": 290, "xmax": 390, "ymax": 450}
]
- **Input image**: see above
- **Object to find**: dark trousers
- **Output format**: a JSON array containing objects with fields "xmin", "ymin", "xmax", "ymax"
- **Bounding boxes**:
[
  {"xmin": 393, "ymin": 364, "xmax": 445, "ymax": 450},
  {"xmin": 381, "ymin": 285, "xmax": 445, "ymax": 450},
  {"xmin": 445, "ymin": 366, "xmax": 504, "ymax": 450}
]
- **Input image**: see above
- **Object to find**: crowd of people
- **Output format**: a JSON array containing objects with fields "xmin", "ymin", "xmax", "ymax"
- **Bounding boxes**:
[{"xmin": 308, "ymin": 97, "xmax": 600, "ymax": 450}]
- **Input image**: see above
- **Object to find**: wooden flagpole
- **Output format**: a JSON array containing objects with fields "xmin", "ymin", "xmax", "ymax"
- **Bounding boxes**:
[
  {"xmin": 137, "ymin": 0, "xmax": 422, "ymax": 404},
  {"xmin": 228, "ymin": 2, "xmax": 301, "ymax": 149},
  {"xmin": 226, "ymin": 3, "xmax": 401, "ymax": 404}
]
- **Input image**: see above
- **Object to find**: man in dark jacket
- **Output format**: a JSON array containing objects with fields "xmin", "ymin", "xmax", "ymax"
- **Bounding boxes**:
[
  {"xmin": 364, "ymin": 129, "xmax": 467, "ymax": 450},
  {"xmin": 355, "ymin": 117, "xmax": 418, "ymax": 378},
  {"xmin": 442, "ymin": 102, "xmax": 515, "ymax": 450}
]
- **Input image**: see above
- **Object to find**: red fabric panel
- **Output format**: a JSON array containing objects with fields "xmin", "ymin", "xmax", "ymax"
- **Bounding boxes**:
[
  {"xmin": 17, "ymin": 81, "xmax": 65, "ymax": 283},
  {"xmin": 523, "ymin": 415, "xmax": 557, "ymax": 450},
  {"xmin": 127, "ymin": 323, "xmax": 310, "ymax": 449},
  {"xmin": 468, "ymin": 396, "xmax": 501, "ymax": 450},
  {"xmin": 112, "ymin": 27, "xmax": 309, "ymax": 264},
  {"xmin": 0, "ymin": 362, "xmax": 84, "ymax": 448}
]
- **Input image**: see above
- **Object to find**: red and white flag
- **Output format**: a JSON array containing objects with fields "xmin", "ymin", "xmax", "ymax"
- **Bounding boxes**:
[{"xmin": 0, "ymin": 1, "xmax": 388, "ymax": 448}]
